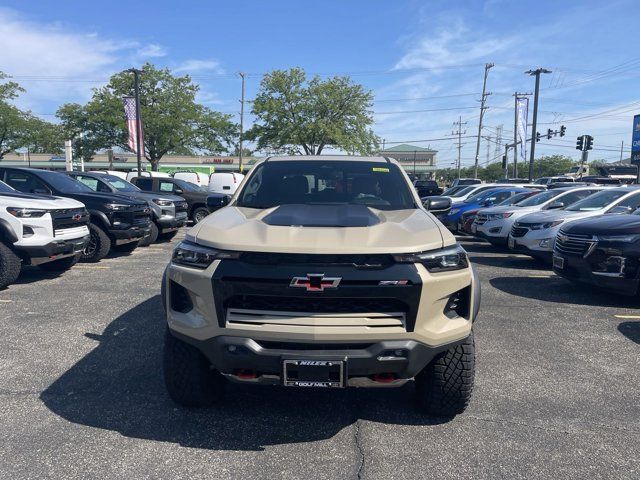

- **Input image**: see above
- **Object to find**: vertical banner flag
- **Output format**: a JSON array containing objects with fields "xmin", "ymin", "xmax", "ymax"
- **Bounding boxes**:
[
  {"xmin": 631, "ymin": 114, "xmax": 640, "ymax": 165},
  {"xmin": 123, "ymin": 96, "xmax": 144, "ymax": 154},
  {"xmin": 516, "ymin": 97, "xmax": 529, "ymax": 161}
]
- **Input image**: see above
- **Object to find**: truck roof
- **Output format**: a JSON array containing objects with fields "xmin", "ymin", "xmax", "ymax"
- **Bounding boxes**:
[{"xmin": 266, "ymin": 155, "xmax": 390, "ymax": 163}]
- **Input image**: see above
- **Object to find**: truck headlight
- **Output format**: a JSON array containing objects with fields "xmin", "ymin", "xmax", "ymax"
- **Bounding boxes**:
[
  {"xmin": 393, "ymin": 244, "xmax": 469, "ymax": 272},
  {"xmin": 172, "ymin": 241, "xmax": 240, "ymax": 269},
  {"xmin": 152, "ymin": 199, "xmax": 174, "ymax": 207},
  {"xmin": 103, "ymin": 203, "xmax": 130, "ymax": 211},
  {"xmin": 6, "ymin": 207, "xmax": 47, "ymax": 218},
  {"xmin": 597, "ymin": 234, "xmax": 640, "ymax": 243}
]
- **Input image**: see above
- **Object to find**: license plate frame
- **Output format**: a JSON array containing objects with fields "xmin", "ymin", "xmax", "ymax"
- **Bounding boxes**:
[
  {"xmin": 283, "ymin": 359, "xmax": 346, "ymax": 388},
  {"xmin": 508, "ymin": 237, "xmax": 515, "ymax": 249},
  {"xmin": 553, "ymin": 255, "xmax": 565, "ymax": 269}
]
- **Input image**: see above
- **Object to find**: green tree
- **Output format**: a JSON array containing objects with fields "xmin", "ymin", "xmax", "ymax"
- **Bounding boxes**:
[
  {"xmin": 57, "ymin": 63, "xmax": 237, "ymax": 170},
  {"xmin": 247, "ymin": 68, "xmax": 379, "ymax": 155}
]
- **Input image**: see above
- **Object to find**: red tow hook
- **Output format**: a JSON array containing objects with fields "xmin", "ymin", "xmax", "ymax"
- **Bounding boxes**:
[
  {"xmin": 372, "ymin": 373, "xmax": 396, "ymax": 383},
  {"xmin": 235, "ymin": 369, "xmax": 257, "ymax": 380}
]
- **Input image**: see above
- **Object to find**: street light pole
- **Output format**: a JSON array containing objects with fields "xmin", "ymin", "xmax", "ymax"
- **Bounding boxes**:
[
  {"xmin": 525, "ymin": 68, "xmax": 551, "ymax": 181},
  {"xmin": 238, "ymin": 72, "xmax": 245, "ymax": 173}
]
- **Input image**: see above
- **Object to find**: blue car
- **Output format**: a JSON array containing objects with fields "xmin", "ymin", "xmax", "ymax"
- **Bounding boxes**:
[{"xmin": 438, "ymin": 187, "xmax": 535, "ymax": 232}]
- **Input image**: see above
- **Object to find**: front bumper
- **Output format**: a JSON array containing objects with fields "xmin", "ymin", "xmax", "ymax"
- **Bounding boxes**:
[
  {"xmin": 156, "ymin": 215, "xmax": 188, "ymax": 232},
  {"xmin": 109, "ymin": 225, "xmax": 151, "ymax": 244},
  {"xmin": 170, "ymin": 332, "xmax": 466, "ymax": 383},
  {"xmin": 17, "ymin": 235, "xmax": 89, "ymax": 265},
  {"xmin": 553, "ymin": 251, "xmax": 640, "ymax": 295},
  {"xmin": 164, "ymin": 253, "xmax": 480, "ymax": 381}
]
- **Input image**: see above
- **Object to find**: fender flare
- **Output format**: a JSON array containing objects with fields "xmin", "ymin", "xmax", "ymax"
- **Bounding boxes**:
[
  {"xmin": 470, "ymin": 264, "xmax": 481, "ymax": 323},
  {"xmin": 0, "ymin": 218, "xmax": 18, "ymax": 243},
  {"xmin": 88, "ymin": 209, "xmax": 111, "ymax": 230}
]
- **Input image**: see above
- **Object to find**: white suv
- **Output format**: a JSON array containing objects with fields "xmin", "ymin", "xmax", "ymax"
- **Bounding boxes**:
[
  {"xmin": 473, "ymin": 187, "xmax": 602, "ymax": 246},
  {"xmin": 0, "ymin": 180, "xmax": 89, "ymax": 288},
  {"xmin": 508, "ymin": 187, "xmax": 640, "ymax": 261}
]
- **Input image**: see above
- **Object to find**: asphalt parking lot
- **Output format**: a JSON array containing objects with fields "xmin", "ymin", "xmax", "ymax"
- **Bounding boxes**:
[{"xmin": 0, "ymin": 232, "xmax": 639, "ymax": 480}]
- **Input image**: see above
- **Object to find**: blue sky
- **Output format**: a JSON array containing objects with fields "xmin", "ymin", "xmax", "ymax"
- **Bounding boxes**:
[{"xmin": 1, "ymin": 0, "xmax": 639, "ymax": 166}]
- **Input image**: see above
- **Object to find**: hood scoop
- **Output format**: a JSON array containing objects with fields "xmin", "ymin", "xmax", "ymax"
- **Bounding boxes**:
[{"xmin": 262, "ymin": 204, "xmax": 381, "ymax": 227}]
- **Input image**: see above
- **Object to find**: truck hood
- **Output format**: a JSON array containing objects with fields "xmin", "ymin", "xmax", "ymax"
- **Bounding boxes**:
[
  {"xmin": 188, "ymin": 205, "xmax": 448, "ymax": 254},
  {"xmin": 67, "ymin": 192, "xmax": 146, "ymax": 206},
  {"xmin": 0, "ymin": 191, "xmax": 85, "ymax": 209},
  {"xmin": 111, "ymin": 191, "xmax": 185, "ymax": 203}
]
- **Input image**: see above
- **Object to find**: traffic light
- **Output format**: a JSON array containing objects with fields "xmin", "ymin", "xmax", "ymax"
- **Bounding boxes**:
[
  {"xmin": 585, "ymin": 135, "xmax": 593, "ymax": 151},
  {"xmin": 547, "ymin": 128, "xmax": 553, "ymax": 139},
  {"xmin": 576, "ymin": 136, "xmax": 584, "ymax": 151},
  {"xmin": 502, "ymin": 155, "xmax": 507, "ymax": 169},
  {"xmin": 536, "ymin": 132, "xmax": 541, "ymax": 142},
  {"xmin": 559, "ymin": 125, "xmax": 566, "ymax": 137}
]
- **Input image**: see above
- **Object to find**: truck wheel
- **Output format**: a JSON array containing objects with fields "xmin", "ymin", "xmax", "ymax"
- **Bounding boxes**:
[
  {"xmin": 163, "ymin": 328, "xmax": 225, "ymax": 407},
  {"xmin": 192, "ymin": 207, "xmax": 209, "ymax": 224},
  {"xmin": 38, "ymin": 254, "xmax": 79, "ymax": 272},
  {"xmin": 415, "ymin": 331, "xmax": 475, "ymax": 417},
  {"xmin": 112, "ymin": 240, "xmax": 140, "ymax": 253},
  {"xmin": 0, "ymin": 241, "xmax": 22, "ymax": 289},
  {"xmin": 139, "ymin": 222, "xmax": 159, "ymax": 247},
  {"xmin": 82, "ymin": 224, "xmax": 111, "ymax": 263}
]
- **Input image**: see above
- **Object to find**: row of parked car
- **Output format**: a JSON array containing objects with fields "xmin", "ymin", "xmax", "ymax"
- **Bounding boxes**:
[
  {"xmin": 0, "ymin": 167, "xmax": 230, "ymax": 290},
  {"xmin": 432, "ymin": 181, "xmax": 640, "ymax": 296}
]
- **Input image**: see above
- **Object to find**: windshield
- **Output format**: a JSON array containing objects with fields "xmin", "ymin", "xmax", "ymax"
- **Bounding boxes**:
[
  {"xmin": 103, "ymin": 175, "xmax": 140, "ymax": 192},
  {"xmin": 173, "ymin": 179, "xmax": 202, "ymax": 192},
  {"xmin": 463, "ymin": 187, "xmax": 498, "ymax": 203},
  {"xmin": 37, "ymin": 170, "xmax": 93, "ymax": 193},
  {"xmin": 516, "ymin": 190, "xmax": 562, "ymax": 207},
  {"xmin": 0, "ymin": 180, "xmax": 15, "ymax": 193},
  {"xmin": 565, "ymin": 189, "xmax": 628, "ymax": 211},
  {"xmin": 449, "ymin": 186, "xmax": 475, "ymax": 198},
  {"xmin": 498, "ymin": 191, "xmax": 531, "ymax": 206},
  {"xmin": 442, "ymin": 186, "xmax": 464, "ymax": 196},
  {"xmin": 415, "ymin": 180, "xmax": 436, "ymax": 187},
  {"xmin": 236, "ymin": 161, "xmax": 416, "ymax": 210}
]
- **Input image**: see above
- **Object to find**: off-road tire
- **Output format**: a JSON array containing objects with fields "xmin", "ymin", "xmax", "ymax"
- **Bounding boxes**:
[
  {"xmin": 112, "ymin": 240, "xmax": 140, "ymax": 253},
  {"xmin": 38, "ymin": 254, "xmax": 79, "ymax": 272},
  {"xmin": 192, "ymin": 207, "xmax": 209, "ymax": 224},
  {"xmin": 82, "ymin": 224, "xmax": 111, "ymax": 262},
  {"xmin": 139, "ymin": 222, "xmax": 159, "ymax": 247},
  {"xmin": 415, "ymin": 331, "xmax": 475, "ymax": 416},
  {"xmin": 0, "ymin": 241, "xmax": 21, "ymax": 289},
  {"xmin": 163, "ymin": 328, "xmax": 225, "ymax": 407}
]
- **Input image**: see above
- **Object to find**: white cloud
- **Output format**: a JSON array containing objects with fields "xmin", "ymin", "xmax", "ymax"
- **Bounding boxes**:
[
  {"xmin": 136, "ymin": 43, "xmax": 166, "ymax": 58},
  {"xmin": 173, "ymin": 59, "xmax": 225, "ymax": 74}
]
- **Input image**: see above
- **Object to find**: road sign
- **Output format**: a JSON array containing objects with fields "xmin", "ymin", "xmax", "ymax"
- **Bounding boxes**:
[{"xmin": 631, "ymin": 114, "xmax": 640, "ymax": 165}]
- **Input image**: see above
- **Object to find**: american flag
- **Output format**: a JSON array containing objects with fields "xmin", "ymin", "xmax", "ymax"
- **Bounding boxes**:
[{"xmin": 123, "ymin": 96, "xmax": 144, "ymax": 154}]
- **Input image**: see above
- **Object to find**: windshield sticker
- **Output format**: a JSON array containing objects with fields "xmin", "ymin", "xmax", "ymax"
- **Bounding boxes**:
[{"xmin": 372, "ymin": 167, "xmax": 389, "ymax": 173}]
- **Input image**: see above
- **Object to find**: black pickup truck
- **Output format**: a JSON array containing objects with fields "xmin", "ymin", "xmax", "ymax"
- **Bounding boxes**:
[
  {"xmin": 413, "ymin": 179, "xmax": 443, "ymax": 198},
  {"xmin": 0, "ymin": 168, "xmax": 151, "ymax": 262},
  {"xmin": 130, "ymin": 177, "xmax": 211, "ymax": 223}
]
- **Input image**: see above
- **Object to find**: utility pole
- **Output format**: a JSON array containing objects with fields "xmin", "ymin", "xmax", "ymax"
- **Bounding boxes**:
[
  {"xmin": 452, "ymin": 116, "xmax": 467, "ymax": 179},
  {"xmin": 525, "ymin": 68, "xmax": 551, "ymax": 181},
  {"xmin": 493, "ymin": 125, "xmax": 503, "ymax": 160},
  {"xmin": 238, "ymin": 72, "xmax": 246, "ymax": 173},
  {"xmin": 620, "ymin": 141, "xmax": 624, "ymax": 162},
  {"xmin": 485, "ymin": 135, "xmax": 491, "ymax": 164},
  {"xmin": 473, "ymin": 63, "xmax": 494, "ymax": 178},
  {"xmin": 128, "ymin": 68, "xmax": 143, "ymax": 175}
]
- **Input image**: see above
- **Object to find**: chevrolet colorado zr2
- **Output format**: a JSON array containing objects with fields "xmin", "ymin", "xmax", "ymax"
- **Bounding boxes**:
[
  {"xmin": 162, "ymin": 156, "xmax": 480, "ymax": 416},
  {"xmin": 0, "ymin": 179, "xmax": 89, "ymax": 289}
]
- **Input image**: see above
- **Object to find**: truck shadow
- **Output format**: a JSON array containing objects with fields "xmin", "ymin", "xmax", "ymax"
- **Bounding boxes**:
[
  {"xmin": 618, "ymin": 321, "xmax": 640, "ymax": 344},
  {"xmin": 469, "ymin": 255, "xmax": 549, "ymax": 271},
  {"xmin": 490, "ymin": 276, "xmax": 640, "ymax": 308},
  {"xmin": 40, "ymin": 296, "xmax": 448, "ymax": 451}
]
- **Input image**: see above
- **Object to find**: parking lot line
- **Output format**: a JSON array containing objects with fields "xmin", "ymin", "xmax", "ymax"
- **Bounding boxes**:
[
  {"xmin": 0, "ymin": 299, "xmax": 12, "ymax": 303},
  {"xmin": 74, "ymin": 265, "xmax": 110, "ymax": 269},
  {"xmin": 614, "ymin": 314, "xmax": 640, "ymax": 319},
  {"xmin": 528, "ymin": 275, "xmax": 552, "ymax": 278}
]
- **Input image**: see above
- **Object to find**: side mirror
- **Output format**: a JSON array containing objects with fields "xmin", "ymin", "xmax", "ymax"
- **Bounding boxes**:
[
  {"xmin": 206, "ymin": 193, "xmax": 231, "ymax": 212},
  {"xmin": 33, "ymin": 188, "xmax": 51, "ymax": 195},
  {"xmin": 174, "ymin": 188, "xmax": 183, "ymax": 195},
  {"xmin": 423, "ymin": 196, "xmax": 452, "ymax": 215},
  {"xmin": 608, "ymin": 205, "xmax": 633, "ymax": 215},
  {"xmin": 547, "ymin": 201, "xmax": 565, "ymax": 210}
]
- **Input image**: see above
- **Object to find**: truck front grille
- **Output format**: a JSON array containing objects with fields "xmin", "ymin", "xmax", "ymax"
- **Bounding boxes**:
[
  {"xmin": 239, "ymin": 252, "xmax": 394, "ymax": 269},
  {"xmin": 510, "ymin": 225, "xmax": 529, "ymax": 238},
  {"xmin": 51, "ymin": 208, "xmax": 89, "ymax": 235},
  {"xmin": 474, "ymin": 214, "xmax": 488, "ymax": 225}
]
